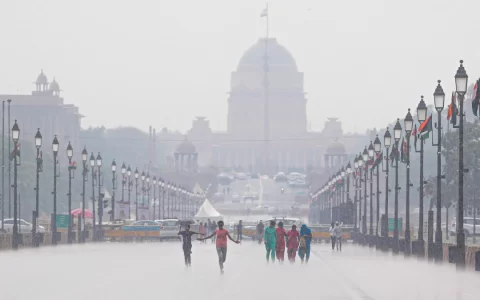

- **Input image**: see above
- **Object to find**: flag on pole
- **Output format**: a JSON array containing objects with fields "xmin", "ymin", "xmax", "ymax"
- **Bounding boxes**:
[
  {"xmin": 372, "ymin": 152, "xmax": 383, "ymax": 168},
  {"xmin": 260, "ymin": 7, "xmax": 268, "ymax": 17},
  {"xmin": 472, "ymin": 79, "xmax": 480, "ymax": 116},
  {"xmin": 419, "ymin": 114, "xmax": 432, "ymax": 140},
  {"xmin": 390, "ymin": 142, "xmax": 399, "ymax": 166},
  {"xmin": 400, "ymin": 137, "xmax": 407, "ymax": 163},
  {"xmin": 448, "ymin": 92, "xmax": 458, "ymax": 125},
  {"xmin": 412, "ymin": 124, "xmax": 418, "ymax": 150},
  {"xmin": 9, "ymin": 143, "xmax": 20, "ymax": 161}
]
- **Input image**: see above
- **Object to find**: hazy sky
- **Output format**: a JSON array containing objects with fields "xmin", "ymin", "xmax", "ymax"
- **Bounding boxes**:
[{"xmin": 0, "ymin": 0, "xmax": 479, "ymax": 135}]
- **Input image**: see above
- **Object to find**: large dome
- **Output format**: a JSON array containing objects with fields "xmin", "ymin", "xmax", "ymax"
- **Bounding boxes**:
[{"xmin": 237, "ymin": 38, "xmax": 298, "ymax": 72}]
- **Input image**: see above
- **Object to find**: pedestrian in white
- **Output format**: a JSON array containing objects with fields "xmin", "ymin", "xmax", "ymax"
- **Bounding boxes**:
[
  {"xmin": 334, "ymin": 222, "xmax": 343, "ymax": 251},
  {"xmin": 329, "ymin": 222, "xmax": 336, "ymax": 250}
]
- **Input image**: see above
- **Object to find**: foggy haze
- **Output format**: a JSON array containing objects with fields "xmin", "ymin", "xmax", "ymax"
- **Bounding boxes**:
[{"xmin": 0, "ymin": 0, "xmax": 479, "ymax": 134}]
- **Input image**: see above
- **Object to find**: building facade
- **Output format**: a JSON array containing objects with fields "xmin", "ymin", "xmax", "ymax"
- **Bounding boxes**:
[{"xmin": 0, "ymin": 70, "xmax": 82, "ymax": 153}]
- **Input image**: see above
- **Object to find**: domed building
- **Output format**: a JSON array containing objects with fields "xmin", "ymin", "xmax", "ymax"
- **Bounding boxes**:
[
  {"xmin": 183, "ymin": 38, "xmax": 365, "ymax": 173},
  {"xmin": 0, "ymin": 70, "xmax": 82, "ymax": 154}
]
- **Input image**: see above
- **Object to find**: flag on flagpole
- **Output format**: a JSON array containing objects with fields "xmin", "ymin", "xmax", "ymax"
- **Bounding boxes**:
[
  {"xmin": 9, "ymin": 143, "xmax": 20, "ymax": 161},
  {"xmin": 400, "ymin": 137, "xmax": 406, "ymax": 163},
  {"xmin": 449, "ymin": 92, "xmax": 458, "ymax": 125},
  {"xmin": 472, "ymin": 79, "xmax": 480, "ymax": 116},
  {"xmin": 260, "ymin": 7, "xmax": 268, "ymax": 17},
  {"xmin": 372, "ymin": 152, "xmax": 382, "ymax": 168},
  {"xmin": 419, "ymin": 114, "xmax": 432, "ymax": 140},
  {"xmin": 412, "ymin": 124, "xmax": 418, "ymax": 150}
]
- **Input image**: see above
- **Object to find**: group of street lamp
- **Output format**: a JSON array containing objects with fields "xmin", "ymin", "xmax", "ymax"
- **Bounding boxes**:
[
  {"xmin": 311, "ymin": 60, "xmax": 470, "ymax": 268},
  {"xmin": 10, "ymin": 124, "xmax": 201, "ymax": 249}
]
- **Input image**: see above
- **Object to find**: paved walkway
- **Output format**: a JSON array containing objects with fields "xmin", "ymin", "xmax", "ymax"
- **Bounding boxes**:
[{"xmin": 0, "ymin": 241, "xmax": 478, "ymax": 300}]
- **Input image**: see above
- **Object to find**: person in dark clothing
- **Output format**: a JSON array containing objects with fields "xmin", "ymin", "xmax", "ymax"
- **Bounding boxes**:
[
  {"xmin": 256, "ymin": 221, "xmax": 265, "ymax": 244},
  {"xmin": 178, "ymin": 225, "xmax": 203, "ymax": 267},
  {"xmin": 237, "ymin": 220, "xmax": 243, "ymax": 241}
]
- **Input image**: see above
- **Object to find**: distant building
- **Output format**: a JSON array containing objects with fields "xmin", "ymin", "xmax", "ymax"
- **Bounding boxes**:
[
  {"xmin": 0, "ymin": 70, "xmax": 83, "ymax": 153},
  {"xmin": 183, "ymin": 38, "xmax": 366, "ymax": 174}
]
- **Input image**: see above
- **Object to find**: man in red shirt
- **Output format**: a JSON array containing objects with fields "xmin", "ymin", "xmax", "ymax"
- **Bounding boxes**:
[{"xmin": 198, "ymin": 220, "xmax": 240, "ymax": 273}]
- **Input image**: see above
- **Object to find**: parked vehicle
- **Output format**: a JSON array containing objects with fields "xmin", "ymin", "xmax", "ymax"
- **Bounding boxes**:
[
  {"xmin": 155, "ymin": 219, "xmax": 181, "ymax": 240},
  {"xmin": 0, "ymin": 219, "xmax": 45, "ymax": 233},
  {"xmin": 450, "ymin": 217, "xmax": 480, "ymax": 237}
]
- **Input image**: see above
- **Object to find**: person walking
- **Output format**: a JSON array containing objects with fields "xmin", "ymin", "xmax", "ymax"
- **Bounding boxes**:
[
  {"xmin": 298, "ymin": 224, "xmax": 312, "ymax": 263},
  {"xmin": 264, "ymin": 220, "xmax": 277, "ymax": 263},
  {"xmin": 237, "ymin": 220, "xmax": 243, "ymax": 241},
  {"xmin": 287, "ymin": 224, "xmax": 300, "ymax": 262},
  {"xmin": 256, "ymin": 220, "xmax": 265, "ymax": 244},
  {"xmin": 329, "ymin": 222, "xmax": 336, "ymax": 250},
  {"xmin": 275, "ymin": 221, "xmax": 287, "ymax": 262},
  {"xmin": 334, "ymin": 222, "xmax": 343, "ymax": 251},
  {"xmin": 197, "ymin": 220, "xmax": 240, "ymax": 274},
  {"xmin": 178, "ymin": 224, "xmax": 203, "ymax": 267}
]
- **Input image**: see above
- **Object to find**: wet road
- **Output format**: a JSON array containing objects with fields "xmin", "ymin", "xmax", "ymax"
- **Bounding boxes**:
[{"xmin": 1, "ymin": 241, "xmax": 478, "ymax": 300}]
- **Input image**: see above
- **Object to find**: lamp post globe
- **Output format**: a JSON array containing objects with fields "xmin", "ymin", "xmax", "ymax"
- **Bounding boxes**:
[
  {"xmin": 121, "ymin": 163, "xmax": 126, "ymax": 174},
  {"xmin": 134, "ymin": 168, "xmax": 139, "ymax": 179},
  {"xmin": 384, "ymin": 128, "xmax": 392, "ymax": 148},
  {"xmin": 153, "ymin": 176, "xmax": 157, "ymax": 185},
  {"xmin": 89, "ymin": 153, "xmax": 95, "ymax": 167},
  {"xmin": 82, "ymin": 147, "xmax": 88, "ymax": 163},
  {"xmin": 12, "ymin": 120, "xmax": 20, "ymax": 142},
  {"xmin": 434, "ymin": 80, "xmax": 446, "ymax": 112},
  {"xmin": 374, "ymin": 135, "xmax": 381, "ymax": 154},
  {"xmin": 35, "ymin": 128, "xmax": 42, "ymax": 148},
  {"xmin": 358, "ymin": 153, "xmax": 364, "ymax": 167},
  {"xmin": 66, "ymin": 142, "xmax": 73, "ymax": 159},
  {"xmin": 346, "ymin": 162, "xmax": 352, "ymax": 174},
  {"xmin": 394, "ymin": 119, "xmax": 402, "ymax": 142},
  {"xmin": 111, "ymin": 160, "xmax": 116, "ymax": 172},
  {"xmin": 455, "ymin": 60, "xmax": 468, "ymax": 95},
  {"xmin": 96, "ymin": 153, "xmax": 102, "ymax": 167},
  {"xmin": 417, "ymin": 96, "xmax": 427, "ymax": 123},
  {"xmin": 52, "ymin": 135, "xmax": 59, "ymax": 154},
  {"xmin": 127, "ymin": 166, "xmax": 131, "ymax": 177},
  {"xmin": 404, "ymin": 109, "xmax": 413, "ymax": 134},
  {"xmin": 362, "ymin": 147, "xmax": 369, "ymax": 162},
  {"xmin": 368, "ymin": 141, "xmax": 374, "ymax": 159},
  {"xmin": 141, "ymin": 171, "xmax": 145, "ymax": 181}
]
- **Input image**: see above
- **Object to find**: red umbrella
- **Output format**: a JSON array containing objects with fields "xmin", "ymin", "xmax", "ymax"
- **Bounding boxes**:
[{"xmin": 71, "ymin": 208, "xmax": 93, "ymax": 218}]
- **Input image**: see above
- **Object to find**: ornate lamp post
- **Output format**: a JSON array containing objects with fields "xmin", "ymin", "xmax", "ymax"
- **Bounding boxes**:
[
  {"xmin": 96, "ymin": 153, "xmax": 103, "ymax": 240},
  {"xmin": 353, "ymin": 156, "xmax": 359, "ymax": 234},
  {"xmin": 152, "ymin": 176, "xmax": 157, "ymax": 220},
  {"xmin": 134, "ymin": 168, "xmax": 139, "ymax": 221},
  {"xmin": 66, "ymin": 142, "xmax": 74, "ymax": 244},
  {"xmin": 368, "ymin": 141, "xmax": 375, "ymax": 246},
  {"xmin": 404, "ymin": 109, "xmax": 414, "ymax": 256},
  {"xmin": 393, "ymin": 118, "xmax": 402, "ymax": 253},
  {"xmin": 81, "ymin": 147, "xmax": 88, "ymax": 243},
  {"xmin": 373, "ymin": 135, "xmax": 382, "ymax": 247},
  {"xmin": 127, "ymin": 166, "xmax": 132, "ymax": 220},
  {"xmin": 146, "ymin": 173, "xmax": 151, "ymax": 219},
  {"xmin": 11, "ymin": 121, "xmax": 19, "ymax": 250},
  {"xmin": 141, "ymin": 171, "xmax": 146, "ymax": 218},
  {"xmin": 454, "ymin": 60, "xmax": 468, "ymax": 268},
  {"xmin": 383, "ymin": 128, "xmax": 392, "ymax": 250},
  {"xmin": 433, "ymin": 80, "xmax": 446, "ymax": 262},
  {"xmin": 33, "ymin": 128, "xmax": 42, "ymax": 247},
  {"xmin": 89, "ymin": 153, "xmax": 96, "ymax": 240},
  {"xmin": 357, "ymin": 153, "xmax": 364, "ymax": 241},
  {"xmin": 362, "ymin": 147, "xmax": 369, "ymax": 241},
  {"xmin": 52, "ymin": 135, "xmax": 59, "ymax": 245},
  {"xmin": 415, "ymin": 96, "xmax": 427, "ymax": 256},
  {"xmin": 111, "ymin": 160, "xmax": 116, "ymax": 221},
  {"xmin": 121, "ymin": 163, "xmax": 126, "ymax": 218}
]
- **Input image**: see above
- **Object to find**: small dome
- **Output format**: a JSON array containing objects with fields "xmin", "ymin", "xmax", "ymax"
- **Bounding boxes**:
[
  {"xmin": 36, "ymin": 70, "xmax": 48, "ymax": 84},
  {"xmin": 326, "ymin": 141, "xmax": 346, "ymax": 155},
  {"xmin": 176, "ymin": 137, "xmax": 196, "ymax": 154},
  {"xmin": 49, "ymin": 78, "xmax": 60, "ymax": 91}
]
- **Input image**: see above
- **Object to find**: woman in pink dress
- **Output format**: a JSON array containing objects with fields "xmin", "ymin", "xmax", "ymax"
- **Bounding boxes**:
[
  {"xmin": 275, "ymin": 222, "xmax": 287, "ymax": 262},
  {"xmin": 287, "ymin": 224, "xmax": 300, "ymax": 263}
]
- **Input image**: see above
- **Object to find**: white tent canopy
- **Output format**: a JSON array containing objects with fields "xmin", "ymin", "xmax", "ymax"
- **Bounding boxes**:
[{"xmin": 194, "ymin": 199, "xmax": 223, "ymax": 221}]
